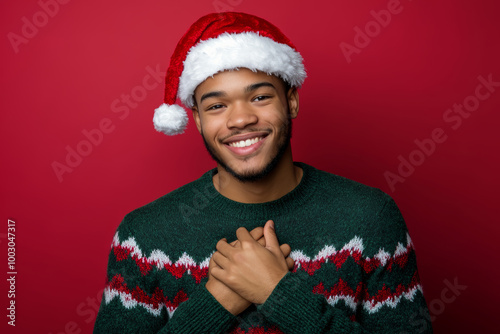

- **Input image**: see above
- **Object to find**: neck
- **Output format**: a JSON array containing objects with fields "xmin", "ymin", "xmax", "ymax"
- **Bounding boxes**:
[{"xmin": 212, "ymin": 147, "xmax": 303, "ymax": 203}]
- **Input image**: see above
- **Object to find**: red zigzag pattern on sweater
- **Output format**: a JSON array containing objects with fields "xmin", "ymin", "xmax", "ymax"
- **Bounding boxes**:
[
  {"xmin": 313, "ymin": 271, "xmax": 423, "ymax": 313},
  {"xmin": 104, "ymin": 273, "xmax": 188, "ymax": 317},
  {"xmin": 104, "ymin": 271, "xmax": 422, "ymax": 318},
  {"xmin": 110, "ymin": 232, "xmax": 415, "ymax": 282},
  {"xmin": 105, "ymin": 232, "xmax": 421, "ymax": 317},
  {"xmin": 111, "ymin": 232, "xmax": 210, "ymax": 283},
  {"xmin": 290, "ymin": 234, "xmax": 414, "ymax": 276}
]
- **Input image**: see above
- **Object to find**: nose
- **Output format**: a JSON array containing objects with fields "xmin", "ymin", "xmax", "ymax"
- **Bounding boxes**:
[{"xmin": 226, "ymin": 102, "xmax": 258, "ymax": 129}]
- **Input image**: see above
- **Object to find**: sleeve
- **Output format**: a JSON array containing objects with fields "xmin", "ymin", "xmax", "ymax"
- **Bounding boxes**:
[
  {"xmin": 93, "ymin": 221, "xmax": 238, "ymax": 334},
  {"xmin": 256, "ymin": 194, "xmax": 433, "ymax": 334}
]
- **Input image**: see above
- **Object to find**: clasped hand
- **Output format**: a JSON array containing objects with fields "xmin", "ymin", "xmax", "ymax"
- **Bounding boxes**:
[{"xmin": 206, "ymin": 220, "xmax": 294, "ymax": 315}]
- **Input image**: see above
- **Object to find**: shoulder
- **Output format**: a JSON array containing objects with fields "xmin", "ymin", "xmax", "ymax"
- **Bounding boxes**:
[
  {"xmin": 301, "ymin": 163, "xmax": 409, "ymax": 253},
  {"xmin": 302, "ymin": 162, "xmax": 392, "ymax": 214},
  {"xmin": 117, "ymin": 169, "xmax": 214, "ymax": 237}
]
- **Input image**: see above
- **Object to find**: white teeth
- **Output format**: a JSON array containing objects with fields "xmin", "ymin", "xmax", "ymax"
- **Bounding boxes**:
[{"xmin": 229, "ymin": 137, "xmax": 262, "ymax": 148}]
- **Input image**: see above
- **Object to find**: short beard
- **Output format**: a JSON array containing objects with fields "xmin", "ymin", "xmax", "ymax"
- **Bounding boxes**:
[{"xmin": 201, "ymin": 116, "xmax": 293, "ymax": 183}]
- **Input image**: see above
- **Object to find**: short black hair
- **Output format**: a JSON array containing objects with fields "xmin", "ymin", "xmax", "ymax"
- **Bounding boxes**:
[{"xmin": 280, "ymin": 77, "xmax": 292, "ymax": 95}]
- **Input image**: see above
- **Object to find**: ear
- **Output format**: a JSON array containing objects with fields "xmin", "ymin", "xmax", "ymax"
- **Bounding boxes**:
[
  {"xmin": 287, "ymin": 87, "xmax": 299, "ymax": 119},
  {"xmin": 191, "ymin": 105, "xmax": 202, "ymax": 134}
]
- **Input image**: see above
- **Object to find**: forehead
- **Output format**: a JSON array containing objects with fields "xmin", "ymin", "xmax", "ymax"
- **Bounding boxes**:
[{"xmin": 194, "ymin": 68, "xmax": 284, "ymax": 97}]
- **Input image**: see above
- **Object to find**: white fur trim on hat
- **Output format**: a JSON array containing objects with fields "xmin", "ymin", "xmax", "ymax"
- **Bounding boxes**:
[
  {"xmin": 153, "ymin": 103, "xmax": 188, "ymax": 135},
  {"xmin": 178, "ymin": 32, "xmax": 306, "ymax": 108}
]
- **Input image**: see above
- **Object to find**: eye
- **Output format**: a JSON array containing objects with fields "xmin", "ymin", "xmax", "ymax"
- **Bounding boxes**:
[
  {"xmin": 253, "ymin": 95, "xmax": 271, "ymax": 102},
  {"xmin": 206, "ymin": 104, "xmax": 225, "ymax": 111}
]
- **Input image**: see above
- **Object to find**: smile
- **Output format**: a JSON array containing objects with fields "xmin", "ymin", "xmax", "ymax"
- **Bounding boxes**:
[
  {"xmin": 223, "ymin": 132, "xmax": 269, "ymax": 156},
  {"xmin": 228, "ymin": 137, "xmax": 264, "ymax": 148}
]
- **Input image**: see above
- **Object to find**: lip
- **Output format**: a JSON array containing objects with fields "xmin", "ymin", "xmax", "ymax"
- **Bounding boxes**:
[
  {"xmin": 222, "ymin": 131, "xmax": 269, "ymax": 145},
  {"xmin": 223, "ymin": 133, "xmax": 268, "ymax": 156}
]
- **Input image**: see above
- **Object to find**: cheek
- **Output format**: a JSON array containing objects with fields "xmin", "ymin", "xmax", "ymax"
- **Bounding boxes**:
[
  {"xmin": 200, "ymin": 116, "xmax": 226, "ymax": 140},
  {"xmin": 265, "ymin": 112, "xmax": 288, "ymax": 129},
  {"xmin": 254, "ymin": 109, "xmax": 276, "ymax": 125}
]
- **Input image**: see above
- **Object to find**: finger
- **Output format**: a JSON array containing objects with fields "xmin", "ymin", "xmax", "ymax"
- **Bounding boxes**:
[
  {"xmin": 210, "ymin": 265, "xmax": 225, "ymax": 283},
  {"xmin": 263, "ymin": 220, "xmax": 280, "ymax": 252},
  {"xmin": 256, "ymin": 235, "xmax": 266, "ymax": 247},
  {"xmin": 208, "ymin": 254, "xmax": 216, "ymax": 270},
  {"xmin": 280, "ymin": 243, "xmax": 291, "ymax": 257},
  {"xmin": 212, "ymin": 251, "xmax": 231, "ymax": 269},
  {"xmin": 285, "ymin": 257, "xmax": 295, "ymax": 271},
  {"xmin": 235, "ymin": 227, "xmax": 255, "ymax": 243},
  {"xmin": 249, "ymin": 226, "xmax": 264, "ymax": 241},
  {"xmin": 216, "ymin": 238, "xmax": 233, "ymax": 257}
]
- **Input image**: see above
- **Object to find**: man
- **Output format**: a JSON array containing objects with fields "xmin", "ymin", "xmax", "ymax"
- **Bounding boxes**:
[{"xmin": 94, "ymin": 12, "xmax": 432, "ymax": 333}]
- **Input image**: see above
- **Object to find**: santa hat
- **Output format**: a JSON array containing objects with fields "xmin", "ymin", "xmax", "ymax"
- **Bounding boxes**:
[{"xmin": 153, "ymin": 12, "xmax": 307, "ymax": 136}]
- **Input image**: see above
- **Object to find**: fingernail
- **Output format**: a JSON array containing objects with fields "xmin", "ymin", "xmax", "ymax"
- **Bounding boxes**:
[{"xmin": 269, "ymin": 221, "xmax": 274, "ymax": 229}]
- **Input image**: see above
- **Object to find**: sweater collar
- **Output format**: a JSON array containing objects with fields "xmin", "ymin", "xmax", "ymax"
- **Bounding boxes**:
[{"xmin": 201, "ymin": 162, "xmax": 317, "ymax": 220}]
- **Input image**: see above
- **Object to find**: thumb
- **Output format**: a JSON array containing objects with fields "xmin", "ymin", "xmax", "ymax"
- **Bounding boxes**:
[{"xmin": 264, "ymin": 220, "xmax": 280, "ymax": 253}]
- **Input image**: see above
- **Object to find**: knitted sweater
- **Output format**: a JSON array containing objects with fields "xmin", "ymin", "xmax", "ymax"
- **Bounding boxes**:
[{"xmin": 94, "ymin": 162, "xmax": 432, "ymax": 333}]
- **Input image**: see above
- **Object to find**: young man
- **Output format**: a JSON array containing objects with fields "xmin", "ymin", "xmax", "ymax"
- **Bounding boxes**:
[{"xmin": 94, "ymin": 12, "xmax": 432, "ymax": 334}]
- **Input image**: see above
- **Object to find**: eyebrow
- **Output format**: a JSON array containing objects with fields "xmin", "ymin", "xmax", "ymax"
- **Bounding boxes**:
[
  {"xmin": 199, "ymin": 91, "xmax": 227, "ymax": 104},
  {"xmin": 199, "ymin": 82, "xmax": 277, "ymax": 104},
  {"xmin": 245, "ymin": 82, "xmax": 277, "ymax": 93}
]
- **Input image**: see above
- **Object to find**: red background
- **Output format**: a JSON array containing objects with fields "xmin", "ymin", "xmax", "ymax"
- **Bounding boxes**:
[{"xmin": 1, "ymin": 0, "xmax": 499, "ymax": 333}]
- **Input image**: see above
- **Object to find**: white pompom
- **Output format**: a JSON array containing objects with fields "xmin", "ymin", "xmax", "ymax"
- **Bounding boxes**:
[{"xmin": 153, "ymin": 103, "xmax": 189, "ymax": 136}]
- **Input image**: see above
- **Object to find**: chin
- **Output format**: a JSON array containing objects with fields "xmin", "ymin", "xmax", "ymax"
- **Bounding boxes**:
[
  {"xmin": 224, "ymin": 160, "xmax": 275, "ymax": 182},
  {"xmin": 214, "ymin": 140, "xmax": 290, "ymax": 183}
]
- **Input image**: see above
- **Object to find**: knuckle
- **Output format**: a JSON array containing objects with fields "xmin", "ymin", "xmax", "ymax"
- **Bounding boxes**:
[
  {"xmin": 216, "ymin": 239, "xmax": 225, "ymax": 250},
  {"xmin": 240, "ymin": 240, "xmax": 251, "ymax": 248},
  {"xmin": 227, "ymin": 272, "xmax": 238, "ymax": 285}
]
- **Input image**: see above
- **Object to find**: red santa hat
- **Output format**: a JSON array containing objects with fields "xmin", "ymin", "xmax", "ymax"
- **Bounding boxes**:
[{"xmin": 153, "ymin": 12, "xmax": 307, "ymax": 136}]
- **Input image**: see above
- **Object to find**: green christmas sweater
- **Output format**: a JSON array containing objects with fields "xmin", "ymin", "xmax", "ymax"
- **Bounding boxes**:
[{"xmin": 94, "ymin": 162, "xmax": 432, "ymax": 333}]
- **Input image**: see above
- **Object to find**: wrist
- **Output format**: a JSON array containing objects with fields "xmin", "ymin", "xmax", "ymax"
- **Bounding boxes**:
[
  {"xmin": 205, "ymin": 279, "xmax": 250, "ymax": 316},
  {"xmin": 258, "ymin": 269, "xmax": 289, "ymax": 304}
]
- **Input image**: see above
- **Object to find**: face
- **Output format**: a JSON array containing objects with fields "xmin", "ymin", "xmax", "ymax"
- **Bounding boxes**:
[{"xmin": 192, "ymin": 69, "xmax": 299, "ymax": 182}]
